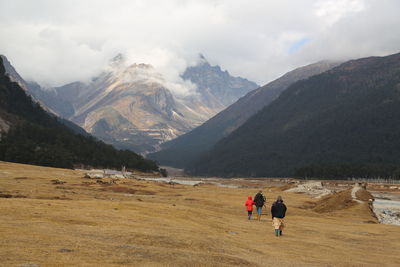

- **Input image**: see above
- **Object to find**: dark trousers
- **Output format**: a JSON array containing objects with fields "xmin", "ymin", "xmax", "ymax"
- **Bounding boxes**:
[{"xmin": 247, "ymin": 210, "xmax": 252, "ymax": 220}]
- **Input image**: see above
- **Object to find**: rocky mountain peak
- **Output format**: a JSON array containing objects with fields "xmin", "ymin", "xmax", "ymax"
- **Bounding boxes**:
[
  {"xmin": 195, "ymin": 54, "xmax": 221, "ymax": 70},
  {"xmin": 197, "ymin": 53, "xmax": 208, "ymax": 65},
  {"xmin": 182, "ymin": 54, "xmax": 259, "ymax": 107},
  {"xmin": 0, "ymin": 55, "xmax": 29, "ymax": 91},
  {"xmin": 109, "ymin": 53, "xmax": 126, "ymax": 66},
  {"xmin": 115, "ymin": 62, "xmax": 162, "ymax": 86},
  {"xmin": 131, "ymin": 63, "xmax": 153, "ymax": 69},
  {"xmin": 109, "ymin": 53, "xmax": 154, "ymax": 71},
  {"xmin": 8, "ymin": 52, "xmax": 258, "ymax": 155}
]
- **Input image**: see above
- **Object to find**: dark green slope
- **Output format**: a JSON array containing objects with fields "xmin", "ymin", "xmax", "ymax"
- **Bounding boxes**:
[
  {"xmin": 188, "ymin": 52, "xmax": 400, "ymax": 178},
  {"xmin": 148, "ymin": 61, "xmax": 339, "ymax": 168},
  {"xmin": 0, "ymin": 57, "xmax": 158, "ymax": 171}
]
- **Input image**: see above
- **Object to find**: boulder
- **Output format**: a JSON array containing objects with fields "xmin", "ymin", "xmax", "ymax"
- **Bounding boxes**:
[{"xmin": 109, "ymin": 174, "xmax": 125, "ymax": 179}]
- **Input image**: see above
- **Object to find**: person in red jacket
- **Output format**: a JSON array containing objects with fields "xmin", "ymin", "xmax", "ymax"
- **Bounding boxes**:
[{"xmin": 244, "ymin": 196, "xmax": 255, "ymax": 220}]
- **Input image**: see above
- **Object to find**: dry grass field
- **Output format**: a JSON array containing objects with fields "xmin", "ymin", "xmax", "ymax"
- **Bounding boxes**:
[{"xmin": 1, "ymin": 161, "xmax": 400, "ymax": 266}]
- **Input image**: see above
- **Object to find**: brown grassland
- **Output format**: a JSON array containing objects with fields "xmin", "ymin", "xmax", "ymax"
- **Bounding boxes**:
[{"xmin": 1, "ymin": 161, "xmax": 400, "ymax": 266}]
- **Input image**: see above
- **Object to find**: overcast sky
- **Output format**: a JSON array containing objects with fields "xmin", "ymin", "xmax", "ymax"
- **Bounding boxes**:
[{"xmin": 0, "ymin": 0, "xmax": 399, "ymax": 89}]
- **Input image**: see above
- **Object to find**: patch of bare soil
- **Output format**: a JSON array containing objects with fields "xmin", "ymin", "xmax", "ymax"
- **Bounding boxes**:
[
  {"xmin": 313, "ymin": 189, "xmax": 356, "ymax": 213},
  {"xmin": 54, "ymin": 186, "xmax": 74, "ymax": 190},
  {"xmin": 55, "ymin": 219, "xmax": 97, "ymax": 226},
  {"xmin": 13, "ymin": 177, "xmax": 29, "ymax": 180},
  {"xmin": 279, "ymin": 184, "xmax": 296, "ymax": 191},
  {"xmin": 79, "ymin": 181, "xmax": 97, "ymax": 186},
  {"xmin": 209, "ymin": 254, "xmax": 257, "ymax": 266},
  {"xmin": 100, "ymin": 186, "xmax": 155, "ymax": 195},
  {"xmin": 120, "ymin": 182, "xmax": 147, "ymax": 188},
  {"xmin": 36, "ymin": 196, "xmax": 72, "ymax": 200},
  {"xmin": 299, "ymin": 200, "xmax": 317, "ymax": 209},
  {"xmin": 0, "ymin": 193, "xmax": 27, "ymax": 198},
  {"xmin": 356, "ymin": 189, "xmax": 374, "ymax": 201}
]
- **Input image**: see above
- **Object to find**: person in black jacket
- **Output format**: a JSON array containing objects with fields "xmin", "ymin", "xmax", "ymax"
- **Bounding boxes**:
[
  {"xmin": 253, "ymin": 190, "xmax": 266, "ymax": 221},
  {"xmin": 271, "ymin": 196, "xmax": 287, "ymax": 237}
]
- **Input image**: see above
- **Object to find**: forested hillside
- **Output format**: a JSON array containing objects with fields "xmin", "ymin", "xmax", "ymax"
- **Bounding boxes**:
[
  {"xmin": 188, "ymin": 53, "xmax": 400, "ymax": 178},
  {"xmin": 149, "ymin": 61, "xmax": 339, "ymax": 168},
  {"xmin": 0, "ymin": 57, "xmax": 158, "ymax": 171}
]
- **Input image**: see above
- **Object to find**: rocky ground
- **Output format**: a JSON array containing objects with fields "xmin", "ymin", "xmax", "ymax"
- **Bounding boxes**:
[
  {"xmin": 1, "ymin": 161, "xmax": 400, "ymax": 266},
  {"xmin": 283, "ymin": 180, "xmax": 400, "ymax": 226},
  {"xmin": 370, "ymin": 193, "xmax": 400, "ymax": 226}
]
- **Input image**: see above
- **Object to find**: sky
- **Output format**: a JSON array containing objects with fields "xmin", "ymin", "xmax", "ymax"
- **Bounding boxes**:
[{"xmin": 0, "ymin": 0, "xmax": 399, "ymax": 91}]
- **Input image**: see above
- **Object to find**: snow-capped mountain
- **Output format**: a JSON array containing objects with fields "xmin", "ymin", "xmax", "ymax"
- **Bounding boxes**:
[{"xmin": 2, "ymin": 54, "xmax": 258, "ymax": 154}]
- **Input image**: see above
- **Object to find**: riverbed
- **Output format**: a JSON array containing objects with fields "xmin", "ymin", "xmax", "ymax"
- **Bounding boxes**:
[{"xmin": 372, "ymin": 193, "xmax": 400, "ymax": 226}]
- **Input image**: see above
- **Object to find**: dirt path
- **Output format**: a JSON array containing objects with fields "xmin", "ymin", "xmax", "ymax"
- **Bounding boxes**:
[{"xmin": 351, "ymin": 185, "xmax": 364, "ymax": 203}]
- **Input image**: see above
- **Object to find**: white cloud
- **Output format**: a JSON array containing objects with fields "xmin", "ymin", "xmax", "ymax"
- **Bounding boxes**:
[
  {"xmin": 315, "ymin": 0, "xmax": 366, "ymax": 26},
  {"xmin": 0, "ymin": 0, "xmax": 399, "ymax": 90}
]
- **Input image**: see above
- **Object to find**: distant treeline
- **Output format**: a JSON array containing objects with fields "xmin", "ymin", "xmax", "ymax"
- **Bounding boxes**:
[
  {"xmin": 0, "ymin": 122, "xmax": 159, "ymax": 171},
  {"xmin": 294, "ymin": 163, "xmax": 400, "ymax": 180},
  {"xmin": 0, "ymin": 57, "xmax": 159, "ymax": 172}
]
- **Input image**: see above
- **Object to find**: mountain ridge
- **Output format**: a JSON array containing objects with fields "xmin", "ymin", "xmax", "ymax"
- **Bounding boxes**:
[
  {"xmin": 7, "ymin": 54, "xmax": 258, "ymax": 154},
  {"xmin": 187, "ymin": 52, "xmax": 400, "ymax": 177},
  {"xmin": 148, "ymin": 60, "xmax": 340, "ymax": 168},
  {"xmin": 0, "ymin": 56, "xmax": 158, "ymax": 171}
]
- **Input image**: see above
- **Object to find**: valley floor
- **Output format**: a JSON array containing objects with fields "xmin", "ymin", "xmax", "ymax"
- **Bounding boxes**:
[{"xmin": 1, "ymin": 161, "xmax": 400, "ymax": 266}]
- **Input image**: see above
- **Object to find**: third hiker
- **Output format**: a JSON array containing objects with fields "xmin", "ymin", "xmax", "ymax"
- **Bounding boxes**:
[{"xmin": 271, "ymin": 195, "xmax": 287, "ymax": 237}]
